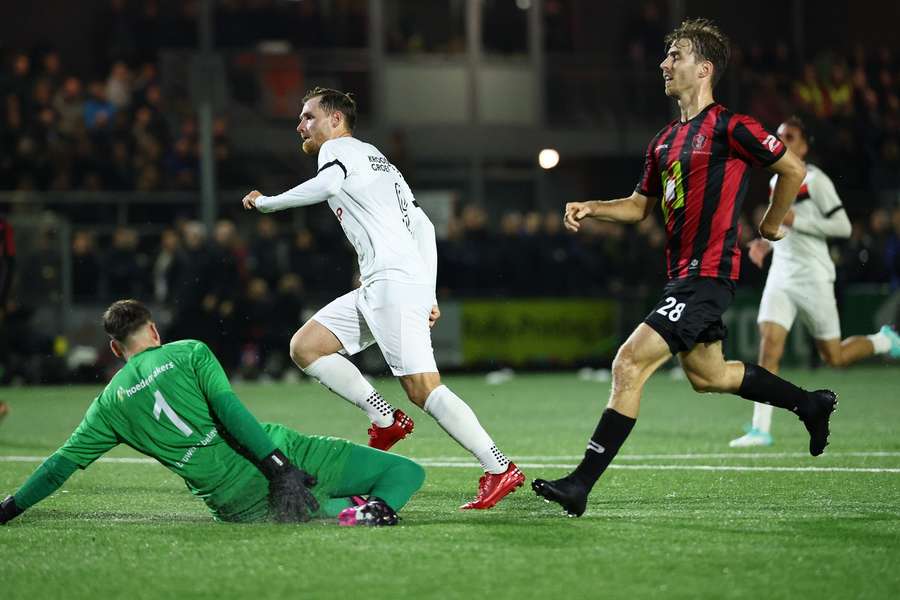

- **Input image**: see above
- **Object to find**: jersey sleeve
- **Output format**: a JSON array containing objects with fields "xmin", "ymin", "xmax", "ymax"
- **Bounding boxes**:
[
  {"xmin": 635, "ymin": 137, "xmax": 662, "ymax": 197},
  {"xmin": 13, "ymin": 452, "xmax": 79, "ymax": 510},
  {"xmin": 190, "ymin": 341, "xmax": 234, "ymax": 402},
  {"xmin": 56, "ymin": 399, "xmax": 120, "ymax": 468},
  {"xmin": 792, "ymin": 171, "xmax": 851, "ymax": 239},
  {"xmin": 727, "ymin": 114, "xmax": 786, "ymax": 167}
]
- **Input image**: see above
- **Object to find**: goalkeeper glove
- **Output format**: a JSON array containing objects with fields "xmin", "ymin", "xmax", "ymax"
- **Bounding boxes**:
[
  {"xmin": 258, "ymin": 449, "xmax": 319, "ymax": 523},
  {"xmin": 0, "ymin": 495, "xmax": 23, "ymax": 525}
]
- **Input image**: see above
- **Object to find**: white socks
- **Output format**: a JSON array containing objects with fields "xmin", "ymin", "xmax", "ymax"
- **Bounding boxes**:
[
  {"xmin": 751, "ymin": 401, "xmax": 773, "ymax": 433},
  {"xmin": 868, "ymin": 330, "xmax": 891, "ymax": 355},
  {"xmin": 302, "ymin": 354, "xmax": 394, "ymax": 427},
  {"xmin": 424, "ymin": 385, "xmax": 509, "ymax": 474}
]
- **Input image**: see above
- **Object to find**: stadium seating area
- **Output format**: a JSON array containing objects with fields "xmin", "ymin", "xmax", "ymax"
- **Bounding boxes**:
[
  {"xmin": 1, "ymin": 1, "xmax": 899, "ymax": 383},
  {"xmin": 0, "ymin": 47, "xmax": 233, "ymax": 192}
]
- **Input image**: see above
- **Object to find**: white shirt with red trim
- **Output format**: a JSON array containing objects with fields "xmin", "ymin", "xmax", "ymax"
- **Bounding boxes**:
[
  {"xmin": 255, "ymin": 137, "xmax": 436, "ymax": 295},
  {"xmin": 766, "ymin": 163, "xmax": 851, "ymax": 285}
]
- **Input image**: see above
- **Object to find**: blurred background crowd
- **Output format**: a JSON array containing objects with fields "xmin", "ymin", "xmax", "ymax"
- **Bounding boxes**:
[{"xmin": 1, "ymin": 0, "xmax": 898, "ymax": 383}]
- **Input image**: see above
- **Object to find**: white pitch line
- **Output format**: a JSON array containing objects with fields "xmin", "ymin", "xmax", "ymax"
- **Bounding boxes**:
[
  {"xmin": 2, "ymin": 455, "xmax": 899, "ymax": 473},
  {"xmin": 416, "ymin": 461, "xmax": 900, "ymax": 474},
  {"xmin": 418, "ymin": 451, "xmax": 900, "ymax": 461}
]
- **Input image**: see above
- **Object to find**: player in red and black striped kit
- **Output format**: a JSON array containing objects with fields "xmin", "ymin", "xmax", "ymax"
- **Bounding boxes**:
[{"xmin": 533, "ymin": 19, "xmax": 838, "ymax": 517}]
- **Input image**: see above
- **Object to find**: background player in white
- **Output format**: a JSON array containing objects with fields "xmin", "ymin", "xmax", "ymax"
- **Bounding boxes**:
[
  {"xmin": 730, "ymin": 116, "xmax": 900, "ymax": 448},
  {"xmin": 241, "ymin": 87, "xmax": 524, "ymax": 509}
]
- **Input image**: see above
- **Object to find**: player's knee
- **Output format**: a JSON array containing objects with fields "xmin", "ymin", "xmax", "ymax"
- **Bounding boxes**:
[
  {"xmin": 400, "ymin": 375, "xmax": 440, "ymax": 407},
  {"xmin": 611, "ymin": 345, "xmax": 641, "ymax": 384},
  {"xmin": 404, "ymin": 459, "xmax": 426, "ymax": 490},
  {"xmin": 289, "ymin": 332, "xmax": 318, "ymax": 369}
]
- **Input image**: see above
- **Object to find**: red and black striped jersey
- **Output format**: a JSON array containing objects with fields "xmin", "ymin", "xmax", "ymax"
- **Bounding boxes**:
[{"xmin": 635, "ymin": 103, "xmax": 785, "ymax": 280}]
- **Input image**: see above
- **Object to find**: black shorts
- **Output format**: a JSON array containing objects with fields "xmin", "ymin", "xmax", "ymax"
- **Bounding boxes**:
[{"xmin": 644, "ymin": 277, "xmax": 736, "ymax": 354}]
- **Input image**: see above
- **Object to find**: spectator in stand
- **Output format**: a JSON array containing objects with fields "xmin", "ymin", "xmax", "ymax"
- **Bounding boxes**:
[
  {"xmin": 105, "ymin": 226, "xmax": 146, "ymax": 298},
  {"xmin": 238, "ymin": 276, "xmax": 276, "ymax": 379},
  {"xmin": 71, "ymin": 230, "xmax": 103, "ymax": 301},
  {"xmin": 105, "ymin": 61, "xmax": 133, "ymax": 110},
  {"xmin": 153, "ymin": 228, "xmax": 182, "ymax": 304},
  {"xmin": 795, "ymin": 64, "xmax": 827, "ymax": 119},
  {"xmin": 168, "ymin": 221, "xmax": 217, "ymax": 344},
  {"xmin": 83, "ymin": 81, "xmax": 115, "ymax": 131},
  {"xmin": 826, "ymin": 62, "xmax": 854, "ymax": 119},
  {"xmin": 52, "ymin": 76, "xmax": 86, "ymax": 139},
  {"xmin": 202, "ymin": 221, "xmax": 241, "ymax": 371},
  {"xmin": 248, "ymin": 215, "xmax": 287, "ymax": 287}
]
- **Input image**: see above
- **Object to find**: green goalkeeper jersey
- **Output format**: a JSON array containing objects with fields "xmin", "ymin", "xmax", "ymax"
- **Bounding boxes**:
[{"xmin": 57, "ymin": 340, "xmax": 274, "ymax": 520}]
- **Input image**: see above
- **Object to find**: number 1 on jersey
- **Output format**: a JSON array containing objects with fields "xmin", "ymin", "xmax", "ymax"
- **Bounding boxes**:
[{"xmin": 153, "ymin": 391, "xmax": 193, "ymax": 437}]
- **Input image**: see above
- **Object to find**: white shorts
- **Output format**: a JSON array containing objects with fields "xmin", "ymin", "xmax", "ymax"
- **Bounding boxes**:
[
  {"xmin": 311, "ymin": 280, "xmax": 438, "ymax": 376},
  {"xmin": 757, "ymin": 279, "xmax": 841, "ymax": 340}
]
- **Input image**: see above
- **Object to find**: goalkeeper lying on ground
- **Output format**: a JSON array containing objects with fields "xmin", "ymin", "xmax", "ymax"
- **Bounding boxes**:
[{"xmin": 0, "ymin": 300, "xmax": 424, "ymax": 527}]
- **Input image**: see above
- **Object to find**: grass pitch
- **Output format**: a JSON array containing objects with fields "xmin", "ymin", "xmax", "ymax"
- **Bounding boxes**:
[{"xmin": 1, "ymin": 367, "xmax": 899, "ymax": 599}]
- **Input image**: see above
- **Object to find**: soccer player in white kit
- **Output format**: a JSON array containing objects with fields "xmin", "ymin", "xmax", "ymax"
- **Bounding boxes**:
[
  {"xmin": 242, "ymin": 87, "xmax": 525, "ymax": 509},
  {"xmin": 730, "ymin": 117, "xmax": 900, "ymax": 448}
]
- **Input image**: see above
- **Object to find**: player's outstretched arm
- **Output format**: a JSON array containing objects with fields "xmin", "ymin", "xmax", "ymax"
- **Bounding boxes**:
[
  {"xmin": 1, "ymin": 452, "xmax": 79, "ymax": 525},
  {"xmin": 760, "ymin": 149, "xmax": 806, "ymax": 241},
  {"xmin": 564, "ymin": 191, "xmax": 653, "ymax": 232},
  {"xmin": 241, "ymin": 165, "xmax": 344, "ymax": 213}
]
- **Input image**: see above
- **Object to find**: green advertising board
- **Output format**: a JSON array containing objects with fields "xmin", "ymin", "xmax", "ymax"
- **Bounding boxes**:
[{"xmin": 461, "ymin": 299, "xmax": 618, "ymax": 367}]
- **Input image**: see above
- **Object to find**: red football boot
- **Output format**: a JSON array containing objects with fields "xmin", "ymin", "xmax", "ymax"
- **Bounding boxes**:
[
  {"xmin": 460, "ymin": 462, "xmax": 525, "ymax": 510},
  {"xmin": 368, "ymin": 409, "xmax": 414, "ymax": 451}
]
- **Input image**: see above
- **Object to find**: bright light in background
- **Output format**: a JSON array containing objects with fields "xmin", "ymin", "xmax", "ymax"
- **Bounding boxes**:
[
  {"xmin": 538, "ymin": 148, "xmax": 560, "ymax": 170},
  {"xmin": 516, "ymin": 0, "xmax": 532, "ymax": 9}
]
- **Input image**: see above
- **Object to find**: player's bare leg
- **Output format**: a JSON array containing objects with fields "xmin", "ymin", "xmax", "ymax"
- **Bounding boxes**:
[
  {"xmin": 731, "ymin": 321, "xmax": 787, "ymax": 447},
  {"xmin": 291, "ymin": 320, "xmax": 413, "ymax": 451},
  {"xmin": 814, "ymin": 325, "xmax": 900, "ymax": 365},
  {"xmin": 0, "ymin": 401, "xmax": 8, "ymax": 424},
  {"xmin": 533, "ymin": 324, "xmax": 671, "ymax": 516},
  {"xmin": 681, "ymin": 340, "xmax": 837, "ymax": 456},
  {"xmin": 399, "ymin": 371, "xmax": 524, "ymax": 509},
  {"xmin": 815, "ymin": 337, "xmax": 873, "ymax": 367}
]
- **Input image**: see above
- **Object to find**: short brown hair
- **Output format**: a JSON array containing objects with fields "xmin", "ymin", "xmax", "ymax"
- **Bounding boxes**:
[
  {"xmin": 103, "ymin": 299, "xmax": 152, "ymax": 343},
  {"xmin": 665, "ymin": 18, "xmax": 731, "ymax": 87},
  {"xmin": 302, "ymin": 86, "xmax": 357, "ymax": 131},
  {"xmin": 782, "ymin": 115, "xmax": 812, "ymax": 144}
]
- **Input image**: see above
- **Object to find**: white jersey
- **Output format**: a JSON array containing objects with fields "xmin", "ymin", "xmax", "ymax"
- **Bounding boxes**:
[
  {"xmin": 766, "ymin": 163, "xmax": 851, "ymax": 285},
  {"xmin": 255, "ymin": 137, "xmax": 437, "ymax": 294}
]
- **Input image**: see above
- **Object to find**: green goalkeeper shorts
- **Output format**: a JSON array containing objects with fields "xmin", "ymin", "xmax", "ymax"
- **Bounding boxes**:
[{"xmin": 212, "ymin": 423, "xmax": 354, "ymax": 523}]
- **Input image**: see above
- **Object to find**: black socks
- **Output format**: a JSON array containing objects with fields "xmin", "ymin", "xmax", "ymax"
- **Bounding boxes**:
[
  {"xmin": 738, "ymin": 362, "xmax": 814, "ymax": 419},
  {"xmin": 570, "ymin": 408, "xmax": 637, "ymax": 490}
]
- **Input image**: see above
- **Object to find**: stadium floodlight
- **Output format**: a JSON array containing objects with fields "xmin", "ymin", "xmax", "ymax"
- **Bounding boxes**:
[{"xmin": 538, "ymin": 148, "xmax": 560, "ymax": 170}]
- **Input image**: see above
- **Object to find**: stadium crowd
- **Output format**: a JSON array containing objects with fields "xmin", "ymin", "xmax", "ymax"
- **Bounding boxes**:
[
  {"xmin": 0, "ymin": 46, "xmax": 233, "ymax": 193},
  {"xmin": 2, "ymin": 1, "xmax": 899, "ymax": 384}
]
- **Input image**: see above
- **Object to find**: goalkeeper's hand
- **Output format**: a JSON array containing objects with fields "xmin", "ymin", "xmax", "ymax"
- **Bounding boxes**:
[
  {"xmin": 258, "ymin": 450, "xmax": 319, "ymax": 523},
  {"xmin": 1, "ymin": 495, "xmax": 24, "ymax": 525}
]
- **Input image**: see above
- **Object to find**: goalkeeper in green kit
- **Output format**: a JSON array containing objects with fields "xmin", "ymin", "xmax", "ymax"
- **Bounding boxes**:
[{"xmin": 0, "ymin": 300, "xmax": 424, "ymax": 527}]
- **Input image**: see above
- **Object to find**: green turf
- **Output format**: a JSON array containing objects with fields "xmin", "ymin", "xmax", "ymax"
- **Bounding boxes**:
[{"xmin": 1, "ymin": 367, "xmax": 899, "ymax": 599}]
